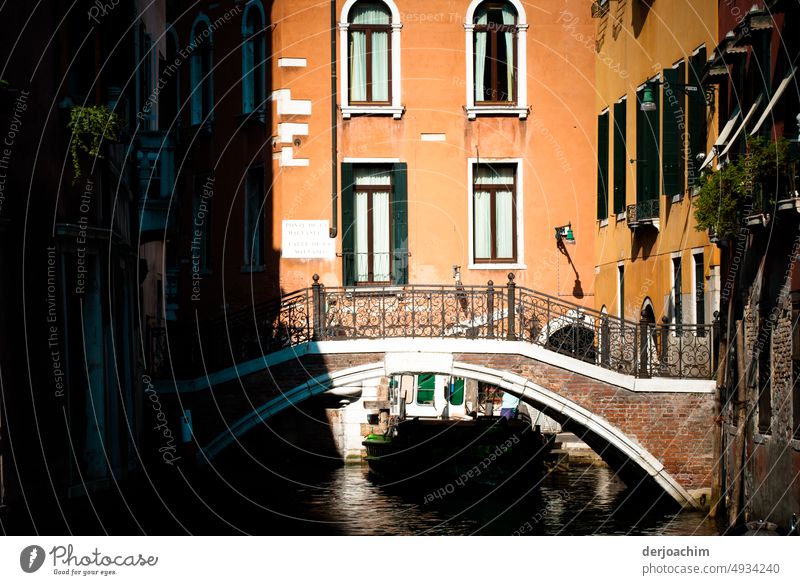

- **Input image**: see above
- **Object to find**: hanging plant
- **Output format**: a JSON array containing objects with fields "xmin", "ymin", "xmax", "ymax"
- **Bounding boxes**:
[
  {"xmin": 67, "ymin": 105, "xmax": 123, "ymax": 182},
  {"xmin": 694, "ymin": 136, "xmax": 791, "ymax": 239}
]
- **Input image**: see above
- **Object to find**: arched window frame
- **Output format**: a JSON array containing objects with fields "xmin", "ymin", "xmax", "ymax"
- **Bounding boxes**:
[
  {"xmin": 465, "ymin": 0, "xmax": 528, "ymax": 119},
  {"xmin": 189, "ymin": 14, "xmax": 214, "ymax": 127},
  {"xmin": 339, "ymin": 0, "xmax": 403, "ymax": 119},
  {"xmin": 241, "ymin": 1, "xmax": 266, "ymax": 117}
]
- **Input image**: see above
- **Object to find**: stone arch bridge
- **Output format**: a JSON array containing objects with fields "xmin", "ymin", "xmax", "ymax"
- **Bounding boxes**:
[{"xmin": 156, "ymin": 276, "xmax": 718, "ymax": 509}]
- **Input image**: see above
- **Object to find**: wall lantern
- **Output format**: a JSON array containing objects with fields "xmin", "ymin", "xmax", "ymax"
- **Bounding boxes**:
[
  {"xmin": 639, "ymin": 79, "xmax": 715, "ymax": 112},
  {"xmin": 554, "ymin": 223, "xmax": 576, "ymax": 245}
]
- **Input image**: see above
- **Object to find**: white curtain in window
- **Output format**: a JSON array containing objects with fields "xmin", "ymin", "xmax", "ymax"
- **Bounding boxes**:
[
  {"xmin": 350, "ymin": 32, "xmax": 367, "ymax": 102},
  {"xmin": 355, "ymin": 192, "xmax": 369, "ymax": 281},
  {"xmin": 474, "ymin": 10, "xmax": 488, "ymax": 103},
  {"xmin": 372, "ymin": 191, "xmax": 390, "ymax": 281},
  {"xmin": 501, "ymin": 6, "xmax": 515, "ymax": 101},
  {"xmin": 475, "ymin": 165, "xmax": 514, "ymax": 185},
  {"xmin": 371, "ymin": 31, "xmax": 389, "ymax": 102},
  {"xmin": 495, "ymin": 189, "xmax": 513, "ymax": 258},
  {"xmin": 352, "ymin": 3, "xmax": 390, "ymax": 25},
  {"xmin": 474, "ymin": 191, "xmax": 491, "ymax": 259},
  {"xmin": 354, "ymin": 167, "xmax": 392, "ymax": 186}
]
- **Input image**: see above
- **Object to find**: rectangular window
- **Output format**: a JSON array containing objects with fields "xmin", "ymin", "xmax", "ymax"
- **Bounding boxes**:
[
  {"xmin": 636, "ymin": 82, "xmax": 661, "ymax": 202},
  {"xmin": 688, "ymin": 47, "xmax": 707, "ymax": 187},
  {"xmin": 348, "ymin": 4, "xmax": 391, "ymax": 103},
  {"xmin": 617, "ymin": 265, "xmax": 625, "ymax": 319},
  {"xmin": 448, "ymin": 378, "xmax": 465, "ymax": 406},
  {"xmin": 192, "ymin": 175, "xmax": 213, "ymax": 272},
  {"xmin": 672, "ymin": 257, "xmax": 683, "ymax": 326},
  {"xmin": 597, "ymin": 111, "xmax": 609, "ymax": 220},
  {"xmin": 473, "ymin": 163, "xmax": 517, "ymax": 263},
  {"xmin": 341, "ymin": 162, "xmax": 408, "ymax": 286},
  {"xmin": 353, "ymin": 166, "xmax": 392, "ymax": 283},
  {"xmin": 474, "ymin": 4, "xmax": 517, "ymax": 103},
  {"xmin": 243, "ymin": 166, "xmax": 264, "ymax": 267},
  {"xmin": 416, "ymin": 374, "xmax": 436, "ymax": 405},
  {"xmin": 693, "ymin": 252, "xmax": 705, "ymax": 325},
  {"xmin": 662, "ymin": 63, "xmax": 686, "ymax": 197},
  {"xmin": 613, "ymin": 99, "xmax": 627, "ymax": 215}
]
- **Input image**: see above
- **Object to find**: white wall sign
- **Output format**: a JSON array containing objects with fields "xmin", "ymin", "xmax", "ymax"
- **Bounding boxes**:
[{"xmin": 282, "ymin": 220, "xmax": 336, "ymax": 259}]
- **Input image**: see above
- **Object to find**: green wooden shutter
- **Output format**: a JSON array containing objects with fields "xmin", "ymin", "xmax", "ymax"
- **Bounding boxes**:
[
  {"xmin": 613, "ymin": 99, "xmax": 627, "ymax": 215},
  {"xmin": 597, "ymin": 111, "xmax": 609, "ymax": 220},
  {"xmin": 391, "ymin": 162, "xmax": 408, "ymax": 285},
  {"xmin": 341, "ymin": 163, "xmax": 355, "ymax": 286},
  {"xmin": 688, "ymin": 48, "xmax": 707, "ymax": 187},
  {"xmin": 662, "ymin": 67, "xmax": 682, "ymax": 197},
  {"xmin": 636, "ymin": 84, "xmax": 660, "ymax": 201}
]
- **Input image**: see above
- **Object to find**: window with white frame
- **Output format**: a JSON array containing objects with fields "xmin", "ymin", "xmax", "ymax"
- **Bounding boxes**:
[
  {"xmin": 465, "ymin": 0, "xmax": 528, "ymax": 119},
  {"xmin": 339, "ymin": 0, "xmax": 403, "ymax": 118},
  {"xmin": 471, "ymin": 163, "xmax": 517, "ymax": 264},
  {"xmin": 242, "ymin": 1, "xmax": 266, "ymax": 115}
]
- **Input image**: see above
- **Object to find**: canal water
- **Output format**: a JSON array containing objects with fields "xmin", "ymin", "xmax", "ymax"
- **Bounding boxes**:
[
  {"xmin": 240, "ymin": 463, "xmax": 718, "ymax": 536},
  {"xmin": 6, "ymin": 461, "xmax": 718, "ymax": 535}
]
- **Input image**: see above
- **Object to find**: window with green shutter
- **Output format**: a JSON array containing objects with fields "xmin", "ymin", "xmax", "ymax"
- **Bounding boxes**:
[
  {"xmin": 636, "ymin": 83, "xmax": 660, "ymax": 202},
  {"xmin": 613, "ymin": 99, "xmax": 627, "ymax": 215},
  {"xmin": 662, "ymin": 64, "xmax": 685, "ymax": 198},
  {"xmin": 416, "ymin": 373, "xmax": 436, "ymax": 405},
  {"xmin": 341, "ymin": 162, "xmax": 408, "ymax": 286},
  {"xmin": 597, "ymin": 111, "xmax": 609, "ymax": 220},
  {"xmin": 688, "ymin": 48, "xmax": 707, "ymax": 187}
]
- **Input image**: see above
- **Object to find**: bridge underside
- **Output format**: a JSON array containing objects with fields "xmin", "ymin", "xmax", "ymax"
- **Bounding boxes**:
[{"xmin": 162, "ymin": 338, "xmax": 715, "ymax": 510}]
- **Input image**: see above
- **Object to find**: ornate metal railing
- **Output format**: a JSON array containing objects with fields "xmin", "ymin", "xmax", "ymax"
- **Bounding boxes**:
[
  {"xmin": 626, "ymin": 199, "xmax": 660, "ymax": 228},
  {"xmin": 191, "ymin": 274, "xmax": 716, "ymax": 379}
]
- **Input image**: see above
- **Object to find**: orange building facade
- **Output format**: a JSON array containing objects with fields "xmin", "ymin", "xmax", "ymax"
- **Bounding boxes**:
[{"xmin": 162, "ymin": 0, "xmax": 598, "ymax": 329}]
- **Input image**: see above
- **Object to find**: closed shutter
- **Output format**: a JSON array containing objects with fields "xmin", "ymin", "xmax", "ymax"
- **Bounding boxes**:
[
  {"xmin": 662, "ymin": 66, "xmax": 683, "ymax": 197},
  {"xmin": 688, "ymin": 48, "xmax": 707, "ymax": 187},
  {"xmin": 636, "ymin": 84, "xmax": 660, "ymax": 201},
  {"xmin": 341, "ymin": 163, "xmax": 355, "ymax": 286},
  {"xmin": 391, "ymin": 162, "xmax": 408, "ymax": 285},
  {"xmin": 613, "ymin": 100, "xmax": 627, "ymax": 214},
  {"xmin": 597, "ymin": 112, "xmax": 609, "ymax": 220}
]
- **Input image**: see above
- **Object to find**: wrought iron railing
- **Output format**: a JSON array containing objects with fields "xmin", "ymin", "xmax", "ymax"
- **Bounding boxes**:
[
  {"xmin": 190, "ymin": 274, "xmax": 716, "ymax": 379},
  {"xmin": 626, "ymin": 199, "xmax": 660, "ymax": 227}
]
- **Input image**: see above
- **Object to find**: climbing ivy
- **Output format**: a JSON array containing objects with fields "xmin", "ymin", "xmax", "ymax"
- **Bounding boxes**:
[
  {"xmin": 693, "ymin": 137, "xmax": 791, "ymax": 240},
  {"xmin": 67, "ymin": 105, "xmax": 122, "ymax": 182}
]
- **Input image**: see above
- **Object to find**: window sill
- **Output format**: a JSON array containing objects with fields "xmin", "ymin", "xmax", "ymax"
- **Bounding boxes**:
[
  {"xmin": 468, "ymin": 263, "xmax": 527, "ymax": 270},
  {"xmin": 466, "ymin": 106, "xmax": 529, "ymax": 120},
  {"xmin": 599, "ymin": 219, "xmax": 609, "ymax": 228},
  {"xmin": 616, "ymin": 212, "xmax": 626, "ymax": 222},
  {"xmin": 671, "ymin": 194, "xmax": 684, "ymax": 204},
  {"xmin": 240, "ymin": 264, "xmax": 265, "ymax": 274},
  {"xmin": 342, "ymin": 106, "xmax": 404, "ymax": 119}
]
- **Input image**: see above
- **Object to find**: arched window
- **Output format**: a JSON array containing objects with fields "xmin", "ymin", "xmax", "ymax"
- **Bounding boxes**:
[
  {"xmin": 160, "ymin": 26, "xmax": 180, "ymax": 128},
  {"xmin": 465, "ymin": 0, "xmax": 528, "ymax": 119},
  {"xmin": 190, "ymin": 15, "xmax": 214, "ymax": 126},
  {"xmin": 339, "ymin": 0, "xmax": 403, "ymax": 118},
  {"xmin": 242, "ymin": 1, "xmax": 266, "ymax": 115}
]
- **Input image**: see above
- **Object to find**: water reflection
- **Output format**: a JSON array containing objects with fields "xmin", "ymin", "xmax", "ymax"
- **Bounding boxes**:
[{"xmin": 268, "ymin": 463, "xmax": 718, "ymax": 536}]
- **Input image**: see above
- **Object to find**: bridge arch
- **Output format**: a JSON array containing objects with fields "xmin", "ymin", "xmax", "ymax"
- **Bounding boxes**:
[{"xmin": 200, "ymin": 358, "xmax": 701, "ymax": 509}]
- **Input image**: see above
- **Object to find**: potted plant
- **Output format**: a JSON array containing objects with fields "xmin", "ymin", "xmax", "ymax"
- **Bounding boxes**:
[
  {"xmin": 694, "ymin": 136, "xmax": 792, "ymax": 237},
  {"xmin": 67, "ymin": 105, "xmax": 123, "ymax": 182}
]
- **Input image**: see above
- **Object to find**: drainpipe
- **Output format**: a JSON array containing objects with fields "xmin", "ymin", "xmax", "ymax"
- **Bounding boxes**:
[{"xmin": 329, "ymin": 0, "xmax": 338, "ymax": 238}]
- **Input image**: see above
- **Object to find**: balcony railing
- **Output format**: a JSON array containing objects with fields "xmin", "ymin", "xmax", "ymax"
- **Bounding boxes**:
[
  {"xmin": 182, "ymin": 274, "xmax": 716, "ymax": 380},
  {"xmin": 626, "ymin": 199, "xmax": 660, "ymax": 229}
]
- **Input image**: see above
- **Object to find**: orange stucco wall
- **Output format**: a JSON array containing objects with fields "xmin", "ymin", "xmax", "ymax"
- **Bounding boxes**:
[
  {"xmin": 269, "ymin": 0, "xmax": 597, "ymax": 301},
  {"xmin": 593, "ymin": 0, "xmax": 721, "ymax": 323}
]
